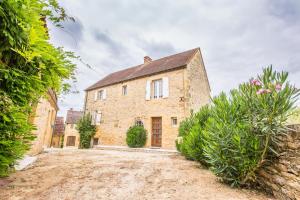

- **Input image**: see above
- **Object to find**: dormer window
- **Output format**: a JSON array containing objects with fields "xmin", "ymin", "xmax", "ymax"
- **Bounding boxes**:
[{"xmin": 122, "ymin": 85, "xmax": 127, "ymax": 96}]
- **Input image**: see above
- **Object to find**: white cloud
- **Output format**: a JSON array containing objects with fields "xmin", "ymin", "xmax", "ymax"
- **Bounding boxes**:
[{"xmin": 49, "ymin": 0, "xmax": 300, "ymax": 117}]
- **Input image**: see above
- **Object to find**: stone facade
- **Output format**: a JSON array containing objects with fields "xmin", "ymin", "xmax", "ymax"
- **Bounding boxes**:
[
  {"xmin": 257, "ymin": 124, "xmax": 300, "ymax": 200},
  {"xmin": 51, "ymin": 117, "xmax": 64, "ymax": 148},
  {"xmin": 63, "ymin": 109, "xmax": 83, "ymax": 148},
  {"xmin": 84, "ymin": 49, "xmax": 210, "ymax": 149},
  {"xmin": 28, "ymin": 90, "xmax": 58, "ymax": 155},
  {"xmin": 63, "ymin": 124, "xmax": 80, "ymax": 148}
]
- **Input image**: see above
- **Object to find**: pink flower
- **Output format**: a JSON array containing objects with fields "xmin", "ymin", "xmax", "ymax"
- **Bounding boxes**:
[
  {"xmin": 256, "ymin": 89, "xmax": 265, "ymax": 94},
  {"xmin": 251, "ymin": 79, "xmax": 262, "ymax": 86},
  {"xmin": 275, "ymin": 83, "xmax": 282, "ymax": 91},
  {"xmin": 256, "ymin": 88, "xmax": 272, "ymax": 95}
]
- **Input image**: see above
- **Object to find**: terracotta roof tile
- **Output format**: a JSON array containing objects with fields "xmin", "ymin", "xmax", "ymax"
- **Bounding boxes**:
[
  {"xmin": 86, "ymin": 48, "xmax": 199, "ymax": 91},
  {"xmin": 66, "ymin": 109, "xmax": 83, "ymax": 124}
]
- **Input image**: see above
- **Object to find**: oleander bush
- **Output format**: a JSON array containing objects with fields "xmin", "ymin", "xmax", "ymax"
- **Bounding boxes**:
[
  {"xmin": 126, "ymin": 125, "xmax": 147, "ymax": 148},
  {"xmin": 177, "ymin": 66, "xmax": 300, "ymax": 187},
  {"xmin": 178, "ymin": 105, "xmax": 210, "ymax": 165}
]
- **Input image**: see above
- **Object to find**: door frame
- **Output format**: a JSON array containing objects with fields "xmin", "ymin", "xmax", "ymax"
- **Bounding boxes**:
[{"xmin": 151, "ymin": 117, "xmax": 162, "ymax": 147}]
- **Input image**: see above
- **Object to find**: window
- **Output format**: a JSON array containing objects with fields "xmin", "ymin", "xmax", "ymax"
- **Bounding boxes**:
[
  {"xmin": 122, "ymin": 85, "xmax": 127, "ymax": 96},
  {"xmin": 92, "ymin": 110, "xmax": 102, "ymax": 125},
  {"xmin": 93, "ymin": 138, "xmax": 99, "ymax": 145},
  {"xmin": 135, "ymin": 120, "xmax": 144, "ymax": 127},
  {"xmin": 153, "ymin": 79, "xmax": 163, "ymax": 99},
  {"xmin": 171, "ymin": 117, "xmax": 177, "ymax": 126},
  {"xmin": 70, "ymin": 124, "xmax": 74, "ymax": 129},
  {"xmin": 98, "ymin": 90, "xmax": 104, "ymax": 100}
]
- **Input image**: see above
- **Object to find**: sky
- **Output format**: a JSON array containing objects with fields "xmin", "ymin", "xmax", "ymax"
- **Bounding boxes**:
[{"xmin": 48, "ymin": 0, "xmax": 300, "ymax": 118}]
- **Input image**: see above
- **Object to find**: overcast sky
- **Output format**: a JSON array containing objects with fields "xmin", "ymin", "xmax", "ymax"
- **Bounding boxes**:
[{"xmin": 48, "ymin": 0, "xmax": 300, "ymax": 118}]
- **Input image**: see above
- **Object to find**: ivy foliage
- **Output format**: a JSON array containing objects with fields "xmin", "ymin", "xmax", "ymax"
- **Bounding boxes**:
[
  {"xmin": 178, "ymin": 66, "xmax": 299, "ymax": 187},
  {"xmin": 0, "ymin": 0, "xmax": 76, "ymax": 177},
  {"xmin": 76, "ymin": 114, "xmax": 96, "ymax": 149}
]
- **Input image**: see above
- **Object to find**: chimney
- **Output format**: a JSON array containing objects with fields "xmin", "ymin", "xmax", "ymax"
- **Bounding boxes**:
[
  {"xmin": 144, "ymin": 56, "xmax": 152, "ymax": 64},
  {"xmin": 70, "ymin": 108, "xmax": 73, "ymax": 111}
]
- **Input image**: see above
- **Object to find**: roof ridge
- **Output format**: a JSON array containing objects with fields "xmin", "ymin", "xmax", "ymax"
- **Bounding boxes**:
[{"xmin": 86, "ymin": 47, "xmax": 199, "ymax": 91}]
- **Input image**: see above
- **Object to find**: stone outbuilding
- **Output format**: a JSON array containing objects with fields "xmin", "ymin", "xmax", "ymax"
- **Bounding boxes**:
[
  {"xmin": 63, "ymin": 109, "xmax": 83, "ymax": 148},
  {"xmin": 51, "ymin": 116, "xmax": 65, "ymax": 148},
  {"xmin": 84, "ymin": 48, "xmax": 211, "ymax": 149}
]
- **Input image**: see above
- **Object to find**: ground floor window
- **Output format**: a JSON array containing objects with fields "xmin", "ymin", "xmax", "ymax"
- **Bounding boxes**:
[
  {"xmin": 93, "ymin": 138, "xmax": 99, "ymax": 145},
  {"xmin": 135, "ymin": 119, "xmax": 144, "ymax": 127},
  {"xmin": 171, "ymin": 117, "xmax": 177, "ymax": 127},
  {"xmin": 66, "ymin": 136, "xmax": 76, "ymax": 146}
]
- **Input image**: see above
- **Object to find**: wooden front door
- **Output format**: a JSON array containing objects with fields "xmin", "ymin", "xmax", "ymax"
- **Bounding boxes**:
[
  {"xmin": 66, "ymin": 136, "xmax": 76, "ymax": 146},
  {"xmin": 151, "ymin": 117, "xmax": 162, "ymax": 147}
]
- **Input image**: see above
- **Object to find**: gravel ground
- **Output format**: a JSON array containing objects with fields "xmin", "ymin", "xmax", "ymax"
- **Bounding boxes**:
[{"xmin": 0, "ymin": 149, "xmax": 274, "ymax": 200}]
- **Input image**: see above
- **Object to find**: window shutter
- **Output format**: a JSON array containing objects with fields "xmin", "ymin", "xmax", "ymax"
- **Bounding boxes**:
[
  {"xmin": 96, "ymin": 111, "xmax": 102, "ymax": 125},
  {"xmin": 94, "ymin": 91, "xmax": 98, "ymax": 101},
  {"xmin": 92, "ymin": 111, "xmax": 96, "ymax": 125},
  {"xmin": 162, "ymin": 77, "xmax": 169, "ymax": 98},
  {"xmin": 145, "ymin": 80, "xmax": 151, "ymax": 100},
  {"xmin": 103, "ymin": 89, "xmax": 107, "ymax": 99}
]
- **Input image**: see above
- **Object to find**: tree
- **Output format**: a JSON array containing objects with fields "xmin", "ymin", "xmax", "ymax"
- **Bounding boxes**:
[
  {"xmin": 0, "ymin": 0, "xmax": 76, "ymax": 176},
  {"xmin": 76, "ymin": 114, "xmax": 96, "ymax": 149}
]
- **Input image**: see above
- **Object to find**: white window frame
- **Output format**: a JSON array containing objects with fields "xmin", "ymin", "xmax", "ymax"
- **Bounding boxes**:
[
  {"xmin": 153, "ymin": 79, "xmax": 163, "ymax": 99},
  {"xmin": 98, "ymin": 90, "xmax": 104, "ymax": 100}
]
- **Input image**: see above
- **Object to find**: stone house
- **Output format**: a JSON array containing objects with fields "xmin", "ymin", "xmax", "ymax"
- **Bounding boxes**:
[
  {"xmin": 51, "ymin": 116, "xmax": 65, "ymax": 148},
  {"xmin": 28, "ymin": 89, "xmax": 58, "ymax": 155},
  {"xmin": 63, "ymin": 109, "xmax": 83, "ymax": 148},
  {"xmin": 84, "ymin": 48, "xmax": 210, "ymax": 149}
]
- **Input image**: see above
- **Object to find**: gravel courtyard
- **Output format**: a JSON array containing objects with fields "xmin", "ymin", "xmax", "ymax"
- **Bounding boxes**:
[{"xmin": 0, "ymin": 149, "xmax": 273, "ymax": 200}]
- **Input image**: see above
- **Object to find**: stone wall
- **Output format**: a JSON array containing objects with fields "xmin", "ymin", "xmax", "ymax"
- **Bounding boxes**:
[
  {"xmin": 28, "ymin": 96, "xmax": 57, "ymax": 155},
  {"xmin": 258, "ymin": 124, "xmax": 300, "ymax": 200}
]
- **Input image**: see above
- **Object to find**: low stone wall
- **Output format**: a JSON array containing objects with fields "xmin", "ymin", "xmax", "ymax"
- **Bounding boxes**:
[{"xmin": 258, "ymin": 124, "xmax": 300, "ymax": 200}]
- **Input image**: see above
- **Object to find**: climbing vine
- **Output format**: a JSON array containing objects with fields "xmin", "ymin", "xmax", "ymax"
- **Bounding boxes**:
[{"xmin": 0, "ymin": 0, "xmax": 76, "ymax": 176}]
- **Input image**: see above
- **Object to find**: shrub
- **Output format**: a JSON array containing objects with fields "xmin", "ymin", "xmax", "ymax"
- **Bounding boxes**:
[
  {"xmin": 76, "ymin": 114, "xmax": 96, "ymax": 149},
  {"xmin": 126, "ymin": 125, "xmax": 147, "ymax": 148},
  {"xmin": 178, "ymin": 66, "xmax": 299, "ymax": 187},
  {"xmin": 179, "ymin": 105, "xmax": 211, "ymax": 165},
  {"xmin": 204, "ymin": 67, "xmax": 299, "ymax": 186}
]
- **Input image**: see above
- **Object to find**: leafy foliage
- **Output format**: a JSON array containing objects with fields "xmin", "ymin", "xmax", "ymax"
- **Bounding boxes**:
[
  {"xmin": 76, "ymin": 114, "xmax": 96, "ymax": 149},
  {"xmin": 178, "ymin": 105, "xmax": 210, "ymax": 164},
  {"xmin": 178, "ymin": 66, "xmax": 299, "ymax": 187},
  {"xmin": 126, "ymin": 125, "xmax": 147, "ymax": 148},
  {"xmin": 0, "ymin": 0, "xmax": 75, "ymax": 176}
]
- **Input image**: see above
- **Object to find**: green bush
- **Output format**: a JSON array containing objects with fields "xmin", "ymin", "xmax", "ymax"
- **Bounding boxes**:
[
  {"xmin": 178, "ymin": 66, "xmax": 300, "ymax": 187},
  {"xmin": 126, "ymin": 125, "xmax": 147, "ymax": 148},
  {"xmin": 76, "ymin": 114, "xmax": 96, "ymax": 149},
  {"xmin": 178, "ymin": 105, "xmax": 210, "ymax": 163}
]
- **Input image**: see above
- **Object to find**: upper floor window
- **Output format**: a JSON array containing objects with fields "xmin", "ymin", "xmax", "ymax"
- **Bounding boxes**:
[
  {"xmin": 98, "ymin": 90, "xmax": 104, "ymax": 100},
  {"xmin": 122, "ymin": 85, "xmax": 127, "ymax": 96},
  {"xmin": 94, "ymin": 89, "xmax": 106, "ymax": 101},
  {"xmin": 153, "ymin": 79, "xmax": 163, "ymax": 99}
]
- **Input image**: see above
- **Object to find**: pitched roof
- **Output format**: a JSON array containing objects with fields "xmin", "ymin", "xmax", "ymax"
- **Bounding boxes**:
[
  {"xmin": 86, "ymin": 48, "xmax": 199, "ymax": 91},
  {"xmin": 66, "ymin": 109, "xmax": 83, "ymax": 124},
  {"xmin": 54, "ymin": 117, "xmax": 64, "ymax": 135}
]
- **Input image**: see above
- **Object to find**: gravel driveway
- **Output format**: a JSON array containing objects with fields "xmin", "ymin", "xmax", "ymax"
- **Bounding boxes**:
[{"xmin": 0, "ymin": 149, "xmax": 273, "ymax": 200}]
